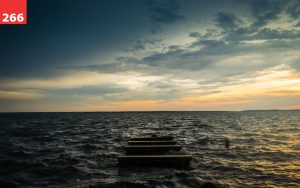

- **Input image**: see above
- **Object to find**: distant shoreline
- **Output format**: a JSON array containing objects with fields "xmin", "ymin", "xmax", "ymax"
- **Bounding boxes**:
[
  {"xmin": 241, "ymin": 109, "xmax": 300, "ymax": 112},
  {"xmin": 0, "ymin": 109, "xmax": 299, "ymax": 113}
]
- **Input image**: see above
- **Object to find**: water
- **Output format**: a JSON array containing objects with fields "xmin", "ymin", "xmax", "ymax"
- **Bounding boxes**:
[{"xmin": 0, "ymin": 111, "xmax": 299, "ymax": 187}]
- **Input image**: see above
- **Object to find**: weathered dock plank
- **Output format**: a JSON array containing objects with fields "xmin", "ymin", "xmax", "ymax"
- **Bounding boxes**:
[
  {"xmin": 129, "ymin": 136, "xmax": 174, "ymax": 141},
  {"xmin": 118, "ymin": 155, "xmax": 192, "ymax": 167},
  {"xmin": 128, "ymin": 141, "xmax": 177, "ymax": 145},
  {"xmin": 125, "ymin": 145, "xmax": 182, "ymax": 154}
]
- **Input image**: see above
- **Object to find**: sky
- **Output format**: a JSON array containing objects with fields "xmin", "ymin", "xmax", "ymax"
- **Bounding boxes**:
[{"xmin": 0, "ymin": 0, "xmax": 300, "ymax": 112}]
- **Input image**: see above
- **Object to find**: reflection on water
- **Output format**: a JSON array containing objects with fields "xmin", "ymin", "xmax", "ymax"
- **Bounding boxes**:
[{"xmin": 0, "ymin": 111, "xmax": 299, "ymax": 187}]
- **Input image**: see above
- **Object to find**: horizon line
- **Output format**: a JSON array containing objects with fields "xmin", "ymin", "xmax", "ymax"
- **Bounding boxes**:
[{"xmin": 0, "ymin": 109, "xmax": 299, "ymax": 113}]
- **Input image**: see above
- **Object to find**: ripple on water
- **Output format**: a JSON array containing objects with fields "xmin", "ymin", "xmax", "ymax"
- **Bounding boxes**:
[{"xmin": 0, "ymin": 111, "xmax": 299, "ymax": 187}]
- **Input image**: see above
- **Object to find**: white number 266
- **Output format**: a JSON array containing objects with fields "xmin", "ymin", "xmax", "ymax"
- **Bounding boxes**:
[{"xmin": 2, "ymin": 13, "xmax": 24, "ymax": 22}]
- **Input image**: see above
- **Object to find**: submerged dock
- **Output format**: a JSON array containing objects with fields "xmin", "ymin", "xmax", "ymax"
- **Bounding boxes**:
[{"xmin": 117, "ymin": 136, "xmax": 192, "ymax": 167}]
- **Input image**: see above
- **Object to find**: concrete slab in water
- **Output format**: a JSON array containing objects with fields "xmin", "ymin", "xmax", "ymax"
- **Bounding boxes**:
[
  {"xmin": 118, "ymin": 155, "xmax": 192, "ymax": 167},
  {"xmin": 128, "ymin": 141, "xmax": 177, "ymax": 145},
  {"xmin": 125, "ymin": 145, "xmax": 182, "ymax": 154},
  {"xmin": 129, "ymin": 136, "xmax": 174, "ymax": 141}
]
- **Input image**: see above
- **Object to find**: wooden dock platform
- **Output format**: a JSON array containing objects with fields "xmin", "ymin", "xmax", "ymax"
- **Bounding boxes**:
[
  {"xmin": 129, "ymin": 136, "xmax": 174, "ymax": 141},
  {"xmin": 118, "ymin": 135, "xmax": 192, "ymax": 167},
  {"xmin": 118, "ymin": 155, "xmax": 192, "ymax": 167},
  {"xmin": 125, "ymin": 145, "xmax": 182, "ymax": 154},
  {"xmin": 128, "ymin": 141, "xmax": 177, "ymax": 145}
]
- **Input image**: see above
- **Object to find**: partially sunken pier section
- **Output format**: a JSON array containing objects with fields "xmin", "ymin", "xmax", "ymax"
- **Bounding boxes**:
[
  {"xmin": 129, "ymin": 136, "xmax": 174, "ymax": 141},
  {"xmin": 117, "ymin": 136, "xmax": 192, "ymax": 167},
  {"xmin": 128, "ymin": 141, "xmax": 177, "ymax": 145}
]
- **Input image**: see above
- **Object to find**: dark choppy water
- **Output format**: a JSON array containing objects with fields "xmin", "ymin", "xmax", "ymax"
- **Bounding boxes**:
[{"xmin": 0, "ymin": 111, "xmax": 299, "ymax": 187}]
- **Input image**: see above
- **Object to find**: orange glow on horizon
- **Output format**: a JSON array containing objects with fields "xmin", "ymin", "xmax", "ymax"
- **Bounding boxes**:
[{"xmin": 279, "ymin": 105, "xmax": 300, "ymax": 110}]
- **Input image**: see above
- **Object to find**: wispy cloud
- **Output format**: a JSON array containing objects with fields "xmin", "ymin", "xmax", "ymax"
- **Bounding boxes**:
[{"xmin": 0, "ymin": 90, "xmax": 44, "ymax": 100}]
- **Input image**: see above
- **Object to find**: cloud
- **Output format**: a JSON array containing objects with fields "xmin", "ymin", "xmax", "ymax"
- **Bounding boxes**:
[
  {"xmin": 180, "ymin": 65, "xmax": 300, "ymax": 107},
  {"xmin": 1, "ymin": 0, "xmax": 300, "ymax": 111},
  {"xmin": 147, "ymin": 0, "xmax": 185, "ymax": 33},
  {"xmin": 250, "ymin": 28, "xmax": 300, "ymax": 40},
  {"xmin": 63, "ymin": 1, "xmax": 300, "ymax": 86},
  {"xmin": 211, "ymin": 0, "xmax": 300, "ymax": 43},
  {"xmin": 121, "ymin": 38, "xmax": 163, "ymax": 52},
  {"xmin": 0, "ymin": 1, "xmax": 151, "ymax": 79},
  {"xmin": 287, "ymin": 0, "xmax": 300, "ymax": 22},
  {"xmin": 147, "ymin": 0, "xmax": 184, "ymax": 24},
  {"xmin": 0, "ymin": 71, "xmax": 130, "ymax": 90},
  {"xmin": 49, "ymin": 85, "xmax": 128, "ymax": 96},
  {"xmin": 0, "ymin": 90, "xmax": 44, "ymax": 101},
  {"xmin": 215, "ymin": 12, "xmax": 243, "ymax": 32},
  {"xmin": 250, "ymin": 0, "xmax": 285, "ymax": 27}
]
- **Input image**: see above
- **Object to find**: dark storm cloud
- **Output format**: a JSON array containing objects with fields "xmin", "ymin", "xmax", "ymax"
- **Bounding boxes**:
[
  {"xmin": 215, "ymin": 14, "xmax": 295, "ymax": 42},
  {"xmin": 49, "ymin": 85, "xmax": 128, "ymax": 96},
  {"xmin": 121, "ymin": 38, "xmax": 162, "ymax": 52},
  {"xmin": 1, "ymin": 0, "xmax": 299, "ymax": 79},
  {"xmin": 251, "ymin": 28, "xmax": 300, "ymax": 40},
  {"xmin": 286, "ymin": 0, "xmax": 300, "ymax": 26},
  {"xmin": 64, "ymin": 64, "xmax": 123, "ymax": 73},
  {"xmin": 250, "ymin": 0, "xmax": 285, "ymax": 27},
  {"xmin": 142, "ymin": 47, "xmax": 185, "ymax": 62},
  {"xmin": 288, "ymin": 3, "xmax": 300, "ymax": 17},
  {"xmin": 147, "ymin": 0, "xmax": 184, "ymax": 33},
  {"xmin": 213, "ymin": 0, "xmax": 300, "ymax": 42},
  {"xmin": 111, "ymin": 0, "xmax": 300, "ymax": 74},
  {"xmin": 191, "ymin": 39, "xmax": 225, "ymax": 49},
  {"xmin": 189, "ymin": 32, "xmax": 201, "ymax": 38},
  {"xmin": 215, "ymin": 12, "xmax": 243, "ymax": 32},
  {"xmin": 147, "ymin": 0, "xmax": 184, "ymax": 24}
]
